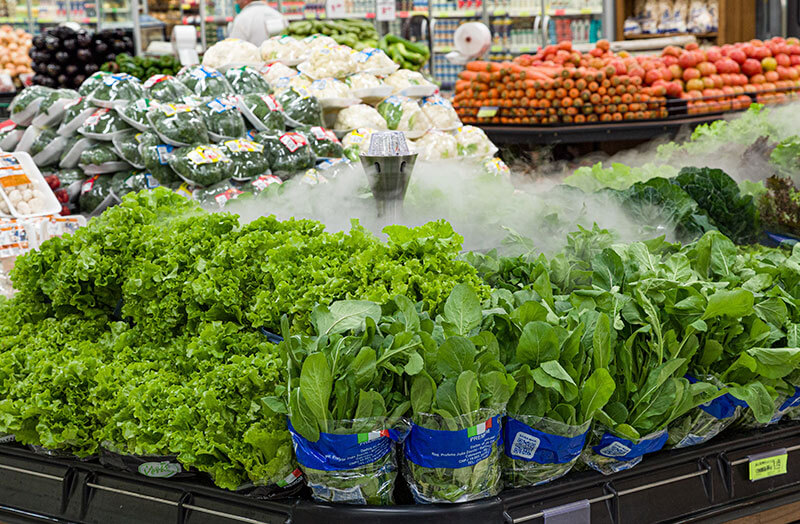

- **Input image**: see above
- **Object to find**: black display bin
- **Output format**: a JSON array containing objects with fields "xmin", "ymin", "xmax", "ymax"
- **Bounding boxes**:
[{"xmin": 1, "ymin": 423, "xmax": 800, "ymax": 524}]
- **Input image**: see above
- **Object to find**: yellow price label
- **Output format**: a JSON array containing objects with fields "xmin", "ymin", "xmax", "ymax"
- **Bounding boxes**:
[
  {"xmin": 490, "ymin": 45, "xmax": 502, "ymax": 52},
  {"xmin": 477, "ymin": 106, "xmax": 498, "ymax": 118},
  {"xmin": 493, "ymin": 8, "xmax": 506, "ymax": 15},
  {"xmin": 749, "ymin": 452, "xmax": 787, "ymax": 481},
  {"xmin": 304, "ymin": 12, "xmax": 316, "ymax": 18},
  {"xmin": 580, "ymin": 7, "xmax": 593, "ymax": 13},
  {"xmin": 463, "ymin": 9, "xmax": 475, "ymax": 16},
  {"xmin": 519, "ymin": 10, "xmax": 530, "ymax": 16},
  {"xmin": 519, "ymin": 46, "xmax": 531, "ymax": 53}
]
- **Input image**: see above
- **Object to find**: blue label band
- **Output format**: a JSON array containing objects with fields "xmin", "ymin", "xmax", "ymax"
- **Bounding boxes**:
[
  {"xmin": 592, "ymin": 430, "xmax": 668, "ymax": 461},
  {"xmin": 503, "ymin": 417, "xmax": 588, "ymax": 464},
  {"xmin": 288, "ymin": 420, "xmax": 404, "ymax": 472},
  {"xmin": 685, "ymin": 374, "xmax": 746, "ymax": 419},
  {"xmin": 404, "ymin": 415, "xmax": 501, "ymax": 469},
  {"xmin": 779, "ymin": 386, "xmax": 800, "ymax": 412}
]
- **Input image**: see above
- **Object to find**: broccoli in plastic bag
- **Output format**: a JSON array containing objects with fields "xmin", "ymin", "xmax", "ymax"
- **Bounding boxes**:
[
  {"xmin": 111, "ymin": 170, "xmax": 161, "ymax": 198},
  {"xmin": 79, "ymin": 108, "xmax": 132, "ymax": 140},
  {"xmin": 168, "ymin": 144, "xmax": 232, "ymax": 186},
  {"xmin": 176, "ymin": 65, "xmax": 234, "ymax": 97},
  {"xmin": 143, "ymin": 74, "xmax": 192, "ymax": 102},
  {"xmin": 58, "ymin": 97, "xmax": 97, "ymax": 136},
  {"xmin": 276, "ymin": 87, "xmax": 322, "ymax": 127},
  {"xmin": 78, "ymin": 72, "xmax": 110, "ymax": 97},
  {"xmin": 79, "ymin": 174, "xmax": 117, "ymax": 214},
  {"xmin": 89, "ymin": 73, "xmax": 144, "ymax": 108},
  {"xmin": 28, "ymin": 127, "xmax": 59, "ymax": 157},
  {"xmin": 198, "ymin": 95, "xmax": 247, "ymax": 140},
  {"xmin": 238, "ymin": 93, "xmax": 285, "ymax": 133},
  {"xmin": 112, "ymin": 129, "xmax": 147, "ymax": 169},
  {"xmin": 58, "ymin": 168, "xmax": 88, "ymax": 201},
  {"xmin": 261, "ymin": 131, "xmax": 314, "ymax": 176},
  {"xmin": 194, "ymin": 179, "xmax": 244, "ymax": 209},
  {"xmin": 225, "ymin": 66, "xmax": 273, "ymax": 95},
  {"xmin": 79, "ymin": 143, "xmax": 122, "ymax": 165},
  {"xmin": 221, "ymin": 138, "xmax": 271, "ymax": 180},
  {"xmin": 9, "ymin": 86, "xmax": 53, "ymax": 125},
  {"xmin": 33, "ymin": 89, "xmax": 81, "ymax": 128},
  {"xmin": 59, "ymin": 135, "xmax": 95, "ymax": 169},
  {"xmin": 141, "ymin": 140, "xmax": 180, "ymax": 184},
  {"xmin": 241, "ymin": 174, "xmax": 282, "ymax": 194},
  {"xmin": 147, "ymin": 103, "xmax": 209, "ymax": 146},
  {"xmin": 297, "ymin": 126, "xmax": 343, "ymax": 158}
]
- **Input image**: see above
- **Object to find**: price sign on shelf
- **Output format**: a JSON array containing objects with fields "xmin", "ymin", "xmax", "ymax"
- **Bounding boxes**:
[
  {"xmin": 325, "ymin": 0, "xmax": 346, "ymax": 18},
  {"xmin": 376, "ymin": 0, "xmax": 395, "ymax": 21},
  {"xmin": 748, "ymin": 449, "xmax": 788, "ymax": 481}
]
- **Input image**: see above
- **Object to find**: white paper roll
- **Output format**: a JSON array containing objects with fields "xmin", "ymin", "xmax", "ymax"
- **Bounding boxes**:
[
  {"xmin": 453, "ymin": 22, "xmax": 492, "ymax": 59},
  {"xmin": 172, "ymin": 25, "xmax": 200, "ymax": 66}
]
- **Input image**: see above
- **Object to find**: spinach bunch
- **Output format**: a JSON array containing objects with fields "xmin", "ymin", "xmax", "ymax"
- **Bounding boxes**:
[{"xmin": 284, "ymin": 298, "xmax": 418, "ymax": 504}]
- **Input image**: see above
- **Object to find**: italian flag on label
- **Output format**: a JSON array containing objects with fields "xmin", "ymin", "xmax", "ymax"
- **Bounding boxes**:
[
  {"xmin": 277, "ymin": 468, "xmax": 303, "ymax": 487},
  {"xmin": 357, "ymin": 429, "xmax": 390, "ymax": 444},
  {"xmin": 467, "ymin": 418, "xmax": 492, "ymax": 438}
]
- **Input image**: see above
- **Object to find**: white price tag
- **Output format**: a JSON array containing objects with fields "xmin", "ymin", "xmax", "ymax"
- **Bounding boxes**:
[
  {"xmin": 326, "ymin": 0, "xmax": 346, "ymax": 18},
  {"xmin": 376, "ymin": 0, "xmax": 395, "ymax": 21}
]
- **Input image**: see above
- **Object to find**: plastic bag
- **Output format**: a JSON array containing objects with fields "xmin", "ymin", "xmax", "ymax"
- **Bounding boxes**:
[
  {"xmin": 339, "ymin": 105, "xmax": 388, "ymax": 133},
  {"xmin": 89, "ymin": 73, "xmax": 144, "ymax": 108},
  {"xmin": 79, "ymin": 174, "xmax": 117, "ymax": 214},
  {"xmin": 141, "ymin": 139, "xmax": 180, "ymax": 184},
  {"xmin": 177, "ymin": 65, "xmax": 234, "ymax": 98},
  {"xmin": 342, "ymin": 128, "xmax": 375, "ymax": 161},
  {"xmin": 261, "ymin": 131, "xmax": 314, "ymax": 176},
  {"xmin": 221, "ymin": 138, "xmax": 271, "ymax": 181},
  {"xmin": 226, "ymin": 66, "xmax": 273, "ymax": 95},
  {"xmin": 58, "ymin": 97, "xmax": 97, "ymax": 136},
  {"xmin": 193, "ymin": 179, "xmax": 243, "ymax": 208},
  {"xmin": 353, "ymin": 48, "xmax": 398, "ymax": 75},
  {"xmin": 241, "ymin": 173, "xmax": 282, "ymax": 194},
  {"xmin": 580, "ymin": 426, "xmax": 668, "ymax": 475},
  {"xmin": 297, "ymin": 126, "xmax": 343, "ymax": 159},
  {"xmin": 260, "ymin": 35, "xmax": 307, "ymax": 63},
  {"xmin": 308, "ymin": 78, "xmax": 351, "ymax": 100},
  {"xmin": 290, "ymin": 417, "xmax": 410, "ymax": 505},
  {"xmin": 112, "ymin": 129, "xmax": 147, "ymax": 169},
  {"xmin": 272, "ymin": 73, "xmax": 312, "ymax": 95},
  {"xmin": 79, "ymin": 143, "xmax": 130, "ymax": 174},
  {"xmin": 261, "ymin": 62, "xmax": 295, "ymax": 84},
  {"xmin": 377, "ymin": 96, "xmax": 431, "ymax": 137},
  {"xmin": 29, "ymin": 128, "xmax": 69, "ymax": 167},
  {"xmin": 143, "ymin": 74, "xmax": 192, "ymax": 102},
  {"xmin": 483, "ymin": 157, "xmax": 510, "ymax": 178},
  {"xmin": 116, "ymin": 99, "xmax": 155, "ymax": 131},
  {"xmin": 9, "ymin": 86, "xmax": 53, "ymax": 125},
  {"xmin": 302, "ymin": 34, "xmax": 337, "ymax": 51},
  {"xmin": 383, "ymin": 70, "xmax": 435, "ymax": 95},
  {"xmin": 404, "ymin": 409, "xmax": 503, "ymax": 503},
  {"xmin": 687, "ymin": 0, "xmax": 715, "ymax": 32},
  {"xmin": 455, "ymin": 126, "xmax": 498, "ymax": 159},
  {"xmin": 198, "ymin": 95, "xmax": 248, "ymax": 141},
  {"xmin": 59, "ymin": 136, "xmax": 95, "ymax": 169},
  {"xmin": 0, "ymin": 121, "xmax": 25, "ymax": 151},
  {"xmin": 78, "ymin": 72, "xmax": 110, "ymax": 97},
  {"xmin": 78, "ymin": 108, "xmax": 132, "ymax": 140},
  {"xmin": 297, "ymin": 45, "xmax": 357, "ymax": 79},
  {"xmin": 202, "ymin": 38, "xmax": 262, "ymax": 69},
  {"xmin": 110, "ymin": 170, "xmax": 161, "ymax": 198},
  {"xmin": 32, "ymin": 89, "xmax": 81, "ymax": 128},
  {"xmin": 99, "ymin": 446, "xmax": 196, "ymax": 480},
  {"xmin": 277, "ymin": 87, "xmax": 322, "ymax": 127},
  {"xmin": 168, "ymin": 144, "xmax": 232, "ymax": 186},
  {"xmin": 736, "ymin": 388, "xmax": 799, "ymax": 429},
  {"xmin": 57, "ymin": 168, "xmax": 87, "ymax": 201},
  {"xmin": 238, "ymin": 93, "xmax": 285, "ymax": 133},
  {"xmin": 412, "ymin": 130, "xmax": 457, "ymax": 161},
  {"xmin": 503, "ymin": 415, "xmax": 590, "ymax": 488},
  {"xmin": 147, "ymin": 103, "xmax": 209, "ymax": 146},
  {"xmin": 667, "ymin": 375, "xmax": 742, "ymax": 449},
  {"xmin": 420, "ymin": 95, "xmax": 460, "ymax": 130}
]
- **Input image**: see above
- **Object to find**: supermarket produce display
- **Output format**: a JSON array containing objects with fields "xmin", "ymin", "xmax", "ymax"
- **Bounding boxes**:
[{"xmin": 5, "ymin": 29, "xmax": 800, "ymax": 523}]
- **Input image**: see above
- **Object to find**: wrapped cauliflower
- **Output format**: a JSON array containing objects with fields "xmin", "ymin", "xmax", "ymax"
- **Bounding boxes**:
[
  {"xmin": 297, "ymin": 45, "xmax": 357, "ymax": 79},
  {"xmin": 335, "ymin": 104, "xmax": 386, "ymax": 132},
  {"xmin": 384, "ymin": 70, "xmax": 436, "ymax": 97},
  {"xmin": 307, "ymin": 78, "xmax": 354, "ymax": 107},
  {"xmin": 483, "ymin": 157, "xmax": 510, "ymax": 178},
  {"xmin": 302, "ymin": 34, "xmax": 337, "ymax": 50},
  {"xmin": 377, "ymin": 96, "xmax": 431, "ymax": 137},
  {"xmin": 352, "ymin": 48, "xmax": 398, "ymax": 75},
  {"xmin": 261, "ymin": 62, "xmax": 295, "ymax": 84},
  {"xmin": 272, "ymin": 72, "xmax": 312, "ymax": 95},
  {"xmin": 413, "ymin": 130, "xmax": 458, "ymax": 161},
  {"xmin": 455, "ymin": 126, "xmax": 497, "ymax": 159},
  {"xmin": 420, "ymin": 95, "xmax": 461, "ymax": 130},
  {"xmin": 260, "ymin": 35, "xmax": 307, "ymax": 64},
  {"xmin": 342, "ymin": 128, "xmax": 375, "ymax": 161},
  {"xmin": 346, "ymin": 73, "xmax": 391, "ymax": 101},
  {"xmin": 203, "ymin": 38, "xmax": 262, "ymax": 69}
]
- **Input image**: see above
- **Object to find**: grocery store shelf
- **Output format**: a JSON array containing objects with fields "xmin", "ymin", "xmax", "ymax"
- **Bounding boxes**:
[
  {"xmin": 2, "ymin": 423, "xmax": 800, "ymax": 524},
  {"xmin": 433, "ymin": 9, "xmax": 480, "ymax": 17},
  {"xmin": 623, "ymin": 31, "xmax": 718, "ymax": 40}
]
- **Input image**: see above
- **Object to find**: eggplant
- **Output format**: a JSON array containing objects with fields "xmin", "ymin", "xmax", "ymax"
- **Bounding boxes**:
[
  {"xmin": 46, "ymin": 63, "xmax": 61, "ymax": 77},
  {"xmin": 63, "ymin": 38, "xmax": 77, "ymax": 51},
  {"xmin": 76, "ymin": 48, "xmax": 92, "ymax": 62},
  {"xmin": 105, "ymin": 53, "xmax": 116, "ymax": 63},
  {"xmin": 57, "ymin": 74, "xmax": 69, "ymax": 87},
  {"xmin": 94, "ymin": 41, "xmax": 108, "ymax": 55},
  {"xmin": 72, "ymin": 74, "xmax": 86, "ymax": 88},
  {"xmin": 84, "ymin": 63, "xmax": 99, "ymax": 74},
  {"xmin": 65, "ymin": 64, "xmax": 79, "ymax": 76},
  {"xmin": 55, "ymin": 51, "xmax": 69, "ymax": 63},
  {"xmin": 112, "ymin": 40, "xmax": 127, "ymax": 53},
  {"xmin": 77, "ymin": 31, "xmax": 92, "ymax": 47},
  {"xmin": 44, "ymin": 36, "xmax": 60, "ymax": 52},
  {"xmin": 33, "ymin": 35, "xmax": 45, "ymax": 49}
]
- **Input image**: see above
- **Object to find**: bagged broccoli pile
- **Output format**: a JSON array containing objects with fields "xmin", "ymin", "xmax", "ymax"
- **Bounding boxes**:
[
  {"xmin": 58, "ymin": 97, "xmax": 98, "ymax": 135},
  {"xmin": 79, "ymin": 174, "xmax": 117, "ymax": 214},
  {"xmin": 0, "ymin": 122, "xmax": 25, "ymax": 150},
  {"xmin": 277, "ymin": 87, "xmax": 322, "ymax": 127},
  {"xmin": 198, "ymin": 96, "xmax": 248, "ymax": 141},
  {"xmin": 143, "ymin": 74, "xmax": 193, "ymax": 102},
  {"xmin": 193, "ymin": 179, "xmax": 244, "ymax": 209},
  {"xmin": 116, "ymin": 99, "xmax": 156, "ymax": 131},
  {"xmin": 60, "ymin": 136, "xmax": 95, "ymax": 169},
  {"xmin": 112, "ymin": 129, "xmax": 146, "ymax": 169},
  {"xmin": 147, "ymin": 103, "xmax": 209, "ymax": 146},
  {"xmin": 9, "ymin": 86, "xmax": 52, "ymax": 125},
  {"xmin": 221, "ymin": 138, "xmax": 271, "ymax": 180},
  {"xmin": 297, "ymin": 126, "xmax": 343, "ymax": 159},
  {"xmin": 110, "ymin": 170, "xmax": 161, "ymax": 198},
  {"xmin": 168, "ymin": 144, "xmax": 232, "ymax": 186},
  {"xmin": 238, "ymin": 93, "xmax": 285, "ymax": 133},
  {"xmin": 79, "ymin": 143, "xmax": 130, "ymax": 174},
  {"xmin": 33, "ymin": 89, "xmax": 81, "ymax": 128},
  {"xmin": 259, "ymin": 131, "xmax": 314, "ymax": 176},
  {"xmin": 225, "ymin": 66, "xmax": 273, "ymax": 95},
  {"xmin": 140, "ymin": 131, "xmax": 180, "ymax": 184},
  {"xmin": 89, "ymin": 73, "xmax": 144, "ymax": 108},
  {"xmin": 78, "ymin": 72, "xmax": 109, "ymax": 96},
  {"xmin": 177, "ymin": 65, "xmax": 234, "ymax": 97},
  {"xmin": 79, "ymin": 108, "xmax": 132, "ymax": 140}
]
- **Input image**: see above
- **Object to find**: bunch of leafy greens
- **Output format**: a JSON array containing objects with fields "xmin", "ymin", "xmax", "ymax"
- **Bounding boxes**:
[
  {"xmin": 758, "ymin": 175, "xmax": 800, "ymax": 237},
  {"xmin": 563, "ymin": 162, "xmax": 678, "ymax": 193}
]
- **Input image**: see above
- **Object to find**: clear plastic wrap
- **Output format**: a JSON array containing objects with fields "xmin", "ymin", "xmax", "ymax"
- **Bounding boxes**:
[
  {"xmin": 272, "ymin": 73, "xmax": 312, "ymax": 95},
  {"xmin": 735, "ymin": 388, "xmax": 800, "ymax": 428},
  {"xmin": 78, "ymin": 108, "xmax": 132, "ymax": 140},
  {"xmin": 110, "ymin": 170, "xmax": 161, "ymax": 198},
  {"xmin": 290, "ymin": 417, "xmax": 410, "ymax": 505},
  {"xmin": 383, "ymin": 70, "xmax": 436, "ymax": 97},
  {"xmin": 420, "ymin": 95, "xmax": 461, "ymax": 131},
  {"xmin": 29, "ymin": 127, "xmax": 68, "ymax": 166},
  {"xmin": 116, "ymin": 99, "xmax": 156, "ymax": 131},
  {"xmin": 89, "ymin": 73, "xmax": 144, "ymax": 108},
  {"xmin": 0, "ymin": 121, "xmax": 25, "ymax": 151},
  {"xmin": 226, "ymin": 65, "xmax": 273, "ymax": 95},
  {"xmin": 9, "ymin": 86, "xmax": 52, "ymax": 125},
  {"xmin": 99, "ymin": 445, "xmax": 195, "ymax": 480},
  {"xmin": 111, "ymin": 129, "xmax": 146, "ymax": 169},
  {"xmin": 79, "ymin": 174, "xmax": 117, "ymax": 214},
  {"xmin": 404, "ymin": 409, "xmax": 503, "ymax": 504},
  {"xmin": 667, "ymin": 375, "xmax": 742, "ymax": 449},
  {"xmin": 342, "ymin": 128, "xmax": 375, "ymax": 161},
  {"xmin": 503, "ymin": 415, "xmax": 590, "ymax": 488},
  {"xmin": 167, "ymin": 144, "xmax": 232, "ymax": 187},
  {"xmin": 241, "ymin": 173, "xmax": 282, "ymax": 194},
  {"xmin": 297, "ymin": 126, "xmax": 343, "ymax": 159},
  {"xmin": 221, "ymin": 138, "xmax": 271, "ymax": 181},
  {"xmin": 199, "ymin": 95, "xmax": 248, "ymax": 141},
  {"xmin": 455, "ymin": 126, "xmax": 498, "ymax": 159},
  {"xmin": 193, "ymin": 179, "xmax": 244, "ymax": 208},
  {"xmin": 580, "ymin": 426, "xmax": 668, "ymax": 475},
  {"xmin": 146, "ymin": 103, "xmax": 209, "ymax": 147},
  {"xmin": 78, "ymin": 72, "xmax": 110, "ymax": 97},
  {"xmin": 483, "ymin": 157, "xmax": 510, "ymax": 178},
  {"xmin": 176, "ymin": 65, "xmax": 234, "ymax": 98},
  {"xmin": 143, "ymin": 74, "xmax": 192, "ymax": 102},
  {"xmin": 79, "ymin": 143, "xmax": 130, "ymax": 174},
  {"xmin": 352, "ymin": 48, "xmax": 398, "ymax": 76},
  {"xmin": 307, "ymin": 78, "xmax": 355, "ymax": 107},
  {"xmin": 335, "ymin": 105, "xmax": 386, "ymax": 132},
  {"xmin": 276, "ymin": 87, "xmax": 322, "ymax": 127},
  {"xmin": 141, "ymin": 140, "xmax": 180, "ymax": 184},
  {"xmin": 377, "ymin": 96, "xmax": 432, "ymax": 137},
  {"xmin": 259, "ymin": 131, "xmax": 314, "ymax": 177},
  {"xmin": 32, "ymin": 89, "xmax": 80, "ymax": 128},
  {"xmin": 202, "ymin": 38, "xmax": 262, "ymax": 70},
  {"xmin": 238, "ymin": 93, "xmax": 285, "ymax": 133},
  {"xmin": 412, "ymin": 130, "xmax": 458, "ymax": 161},
  {"xmin": 58, "ymin": 97, "xmax": 97, "ymax": 136},
  {"xmin": 297, "ymin": 45, "xmax": 357, "ymax": 79},
  {"xmin": 260, "ymin": 35, "xmax": 308, "ymax": 64},
  {"xmin": 261, "ymin": 62, "xmax": 295, "ymax": 84}
]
